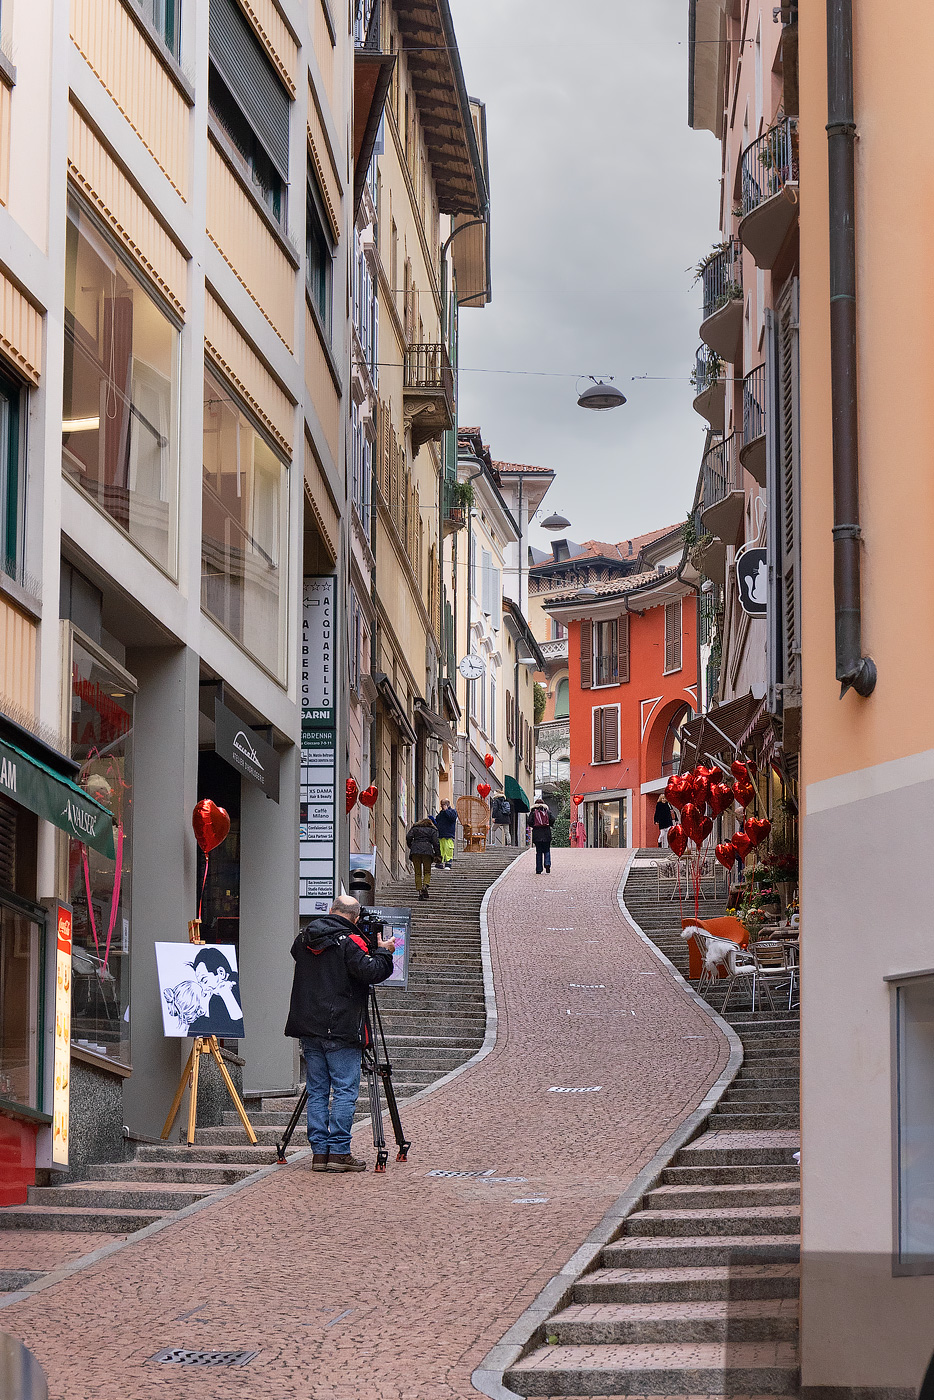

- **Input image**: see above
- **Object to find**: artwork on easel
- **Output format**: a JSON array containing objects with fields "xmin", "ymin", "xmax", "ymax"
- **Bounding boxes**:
[{"xmin": 156, "ymin": 942, "xmax": 245, "ymax": 1038}]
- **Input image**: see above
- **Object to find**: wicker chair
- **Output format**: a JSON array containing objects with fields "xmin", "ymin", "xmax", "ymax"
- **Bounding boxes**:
[{"xmin": 456, "ymin": 796, "xmax": 489, "ymax": 853}]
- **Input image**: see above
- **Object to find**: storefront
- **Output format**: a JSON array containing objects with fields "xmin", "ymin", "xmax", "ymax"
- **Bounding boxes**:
[{"xmin": 584, "ymin": 791, "xmax": 630, "ymax": 849}]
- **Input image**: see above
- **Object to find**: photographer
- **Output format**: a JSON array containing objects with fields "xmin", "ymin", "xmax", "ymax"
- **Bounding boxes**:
[{"xmin": 284, "ymin": 894, "xmax": 395, "ymax": 1173}]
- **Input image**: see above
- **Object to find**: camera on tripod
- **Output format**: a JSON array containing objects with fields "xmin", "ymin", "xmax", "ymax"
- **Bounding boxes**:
[{"xmin": 357, "ymin": 909, "xmax": 385, "ymax": 951}]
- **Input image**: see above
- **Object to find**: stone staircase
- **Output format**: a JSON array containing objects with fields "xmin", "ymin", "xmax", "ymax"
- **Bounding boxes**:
[
  {"xmin": 0, "ymin": 848, "xmax": 517, "ymax": 1278},
  {"xmin": 506, "ymin": 851, "xmax": 801, "ymax": 1399}
]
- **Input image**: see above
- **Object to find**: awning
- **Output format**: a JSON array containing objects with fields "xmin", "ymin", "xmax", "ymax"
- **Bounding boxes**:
[
  {"xmin": 373, "ymin": 674, "xmax": 417, "ymax": 746},
  {"xmin": 414, "ymin": 702, "xmax": 455, "ymax": 748},
  {"xmin": 678, "ymin": 692, "xmax": 763, "ymax": 772},
  {"xmin": 504, "ymin": 775, "xmax": 530, "ymax": 813},
  {"xmin": 0, "ymin": 737, "xmax": 115, "ymax": 858}
]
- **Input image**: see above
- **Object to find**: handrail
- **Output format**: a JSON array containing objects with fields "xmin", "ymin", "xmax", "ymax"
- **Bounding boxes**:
[
  {"xmin": 404, "ymin": 342, "xmax": 454, "ymax": 398},
  {"xmin": 742, "ymin": 363, "xmax": 766, "ymax": 447},
  {"xmin": 694, "ymin": 344, "xmax": 724, "ymax": 398},
  {"xmin": 702, "ymin": 433, "xmax": 739, "ymax": 510},
  {"xmin": 701, "ymin": 239, "xmax": 743, "ymax": 324},
  {"xmin": 741, "ymin": 117, "xmax": 799, "ymax": 218}
]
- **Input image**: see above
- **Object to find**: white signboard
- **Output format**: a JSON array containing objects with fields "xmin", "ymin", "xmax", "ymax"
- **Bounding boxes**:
[{"xmin": 301, "ymin": 577, "xmax": 337, "ymax": 917}]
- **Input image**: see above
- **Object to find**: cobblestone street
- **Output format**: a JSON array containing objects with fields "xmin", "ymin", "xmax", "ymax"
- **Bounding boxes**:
[{"xmin": 1, "ymin": 850, "xmax": 729, "ymax": 1399}]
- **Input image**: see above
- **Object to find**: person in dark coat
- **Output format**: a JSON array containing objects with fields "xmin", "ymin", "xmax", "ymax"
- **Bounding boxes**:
[
  {"xmin": 406, "ymin": 816, "xmax": 441, "ymax": 900},
  {"xmin": 654, "ymin": 797, "xmax": 674, "ymax": 847},
  {"xmin": 284, "ymin": 894, "xmax": 395, "ymax": 1172},
  {"xmin": 434, "ymin": 798, "xmax": 458, "ymax": 869},
  {"xmin": 529, "ymin": 799, "xmax": 554, "ymax": 874}
]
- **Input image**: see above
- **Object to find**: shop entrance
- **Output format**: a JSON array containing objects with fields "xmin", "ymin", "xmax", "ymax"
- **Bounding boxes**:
[
  {"xmin": 587, "ymin": 796, "xmax": 628, "ymax": 849},
  {"xmin": 196, "ymin": 752, "xmax": 241, "ymax": 955}
]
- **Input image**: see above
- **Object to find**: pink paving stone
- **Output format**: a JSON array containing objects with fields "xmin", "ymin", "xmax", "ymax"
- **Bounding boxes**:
[
  {"xmin": 0, "ymin": 849, "xmax": 730, "ymax": 1400},
  {"xmin": 0, "ymin": 1232, "xmax": 126, "ymax": 1269}
]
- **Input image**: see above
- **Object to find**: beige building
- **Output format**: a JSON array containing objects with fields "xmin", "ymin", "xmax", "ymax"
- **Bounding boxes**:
[{"xmin": 0, "ymin": 0, "xmax": 355, "ymax": 1199}]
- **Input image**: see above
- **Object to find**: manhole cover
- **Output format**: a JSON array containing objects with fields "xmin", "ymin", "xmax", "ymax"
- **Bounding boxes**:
[{"xmin": 151, "ymin": 1349, "xmax": 259, "ymax": 1367}]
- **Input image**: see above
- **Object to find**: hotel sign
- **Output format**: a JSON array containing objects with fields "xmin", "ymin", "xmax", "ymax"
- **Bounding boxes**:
[{"xmin": 300, "ymin": 577, "xmax": 337, "ymax": 917}]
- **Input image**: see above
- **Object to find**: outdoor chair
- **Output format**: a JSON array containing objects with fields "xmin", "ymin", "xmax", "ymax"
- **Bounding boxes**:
[
  {"xmin": 753, "ymin": 938, "xmax": 799, "ymax": 1011},
  {"xmin": 456, "ymin": 796, "xmax": 489, "ymax": 853}
]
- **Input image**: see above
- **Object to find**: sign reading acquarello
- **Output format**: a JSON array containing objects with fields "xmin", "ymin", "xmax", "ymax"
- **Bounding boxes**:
[
  {"xmin": 214, "ymin": 698, "xmax": 280, "ymax": 802},
  {"xmin": 735, "ymin": 545, "xmax": 768, "ymax": 618},
  {"xmin": 302, "ymin": 577, "xmax": 335, "ymax": 729}
]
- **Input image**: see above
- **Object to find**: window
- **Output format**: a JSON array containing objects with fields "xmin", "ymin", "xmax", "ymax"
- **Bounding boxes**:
[
  {"xmin": 592, "ymin": 704, "xmax": 620, "ymax": 764},
  {"xmin": 595, "ymin": 618, "xmax": 618, "ymax": 685},
  {"xmin": 307, "ymin": 175, "xmax": 334, "ymax": 333},
  {"xmin": 0, "ymin": 367, "xmax": 23, "ymax": 584},
  {"xmin": 550, "ymin": 619, "xmax": 567, "ymax": 641},
  {"xmin": 209, "ymin": 0, "xmax": 290, "ymax": 224},
  {"xmin": 554, "ymin": 678, "xmax": 569, "ymax": 719},
  {"xmin": 350, "ymin": 404, "xmax": 371, "ymax": 534},
  {"xmin": 505, "ymin": 688, "xmax": 513, "ymax": 745},
  {"xmin": 0, "ymin": 901, "xmax": 43, "ymax": 1110},
  {"xmin": 69, "ymin": 633, "xmax": 135, "ymax": 1067},
  {"xmin": 63, "ymin": 195, "xmax": 179, "ymax": 574},
  {"xmin": 349, "ymin": 587, "xmax": 366, "ymax": 694},
  {"xmin": 661, "ymin": 703, "xmax": 692, "ymax": 777},
  {"xmin": 894, "ymin": 975, "xmax": 934, "ymax": 1274},
  {"xmin": 133, "ymin": 0, "xmax": 178, "ymax": 56},
  {"xmin": 664, "ymin": 600, "xmax": 682, "ymax": 673},
  {"xmin": 490, "ymin": 676, "xmax": 496, "ymax": 745},
  {"xmin": 202, "ymin": 368, "xmax": 289, "ymax": 679}
]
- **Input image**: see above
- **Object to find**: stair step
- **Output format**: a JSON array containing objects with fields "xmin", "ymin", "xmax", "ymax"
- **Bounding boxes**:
[
  {"xmin": 645, "ymin": 1182, "xmax": 799, "ymax": 1210},
  {"xmin": 661, "ymin": 1164, "xmax": 800, "ymax": 1186},
  {"xmin": 27, "ymin": 1182, "xmax": 218, "ymax": 1211},
  {"xmin": 94, "ymin": 1162, "xmax": 259, "ymax": 1185},
  {"xmin": 575, "ymin": 1263, "xmax": 800, "ymax": 1304},
  {"xmin": 708, "ymin": 1112, "xmax": 799, "ymax": 1131},
  {"xmin": 0, "ymin": 1269, "xmax": 46, "ymax": 1292},
  {"xmin": 677, "ymin": 1135, "xmax": 799, "ymax": 1168},
  {"xmin": 626, "ymin": 1206, "xmax": 799, "ymax": 1238},
  {"xmin": 0, "ymin": 1205, "xmax": 171, "ymax": 1232},
  {"xmin": 136, "ymin": 1145, "xmax": 288, "ymax": 1164},
  {"xmin": 505, "ymin": 1339, "xmax": 798, "ymax": 1395},
  {"xmin": 548, "ymin": 1298, "xmax": 797, "ymax": 1344},
  {"xmin": 603, "ymin": 1235, "xmax": 800, "ymax": 1268}
]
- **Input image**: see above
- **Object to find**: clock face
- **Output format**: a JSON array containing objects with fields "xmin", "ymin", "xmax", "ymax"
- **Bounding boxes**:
[{"xmin": 458, "ymin": 653, "xmax": 485, "ymax": 681}]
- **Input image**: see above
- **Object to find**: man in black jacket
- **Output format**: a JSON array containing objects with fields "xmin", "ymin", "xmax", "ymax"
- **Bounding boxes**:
[{"xmin": 284, "ymin": 894, "xmax": 395, "ymax": 1172}]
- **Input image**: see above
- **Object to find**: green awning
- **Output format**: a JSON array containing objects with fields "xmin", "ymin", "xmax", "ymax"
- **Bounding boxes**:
[
  {"xmin": 504, "ymin": 775, "xmax": 530, "ymax": 813},
  {"xmin": 0, "ymin": 737, "xmax": 115, "ymax": 859}
]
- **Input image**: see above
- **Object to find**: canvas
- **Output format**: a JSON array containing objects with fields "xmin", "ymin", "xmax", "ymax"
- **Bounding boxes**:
[{"xmin": 155, "ymin": 942, "xmax": 245, "ymax": 1039}]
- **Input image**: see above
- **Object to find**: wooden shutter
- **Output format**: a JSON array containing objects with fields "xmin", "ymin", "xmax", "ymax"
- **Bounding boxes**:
[
  {"xmin": 592, "ymin": 706, "xmax": 603, "ymax": 762},
  {"xmin": 778, "ymin": 278, "xmax": 801, "ymax": 696},
  {"xmin": 506, "ymin": 690, "xmax": 513, "ymax": 744},
  {"xmin": 609, "ymin": 617, "xmax": 619, "ymax": 683},
  {"xmin": 618, "ymin": 613, "xmax": 630, "ymax": 683},
  {"xmin": 580, "ymin": 618, "xmax": 593, "ymax": 689},
  {"xmin": 603, "ymin": 707, "xmax": 619, "ymax": 763},
  {"xmin": 665, "ymin": 601, "xmax": 682, "ymax": 673}
]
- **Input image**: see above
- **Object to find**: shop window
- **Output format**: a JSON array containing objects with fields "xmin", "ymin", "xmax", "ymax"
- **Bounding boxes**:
[
  {"xmin": 63, "ymin": 195, "xmax": 180, "ymax": 575},
  {"xmin": 665, "ymin": 600, "xmax": 683, "ymax": 673},
  {"xmin": 894, "ymin": 975, "xmax": 934, "ymax": 1274},
  {"xmin": 554, "ymin": 678, "xmax": 569, "ymax": 719},
  {"xmin": 69, "ymin": 633, "xmax": 135, "ymax": 1068},
  {"xmin": 0, "ymin": 903, "xmax": 42, "ymax": 1110},
  {"xmin": 202, "ymin": 368, "xmax": 289, "ymax": 680},
  {"xmin": 0, "ymin": 366, "xmax": 23, "ymax": 586},
  {"xmin": 307, "ymin": 174, "xmax": 334, "ymax": 334},
  {"xmin": 588, "ymin": 796, "xmax": 626, "ymax": 849},
  {"xmin": 208, "ymin": 0, "xmax": 289, "ymax": 225},
  {"xmin": 592, "ymin": 704, "xmax": 620, "ymax": 764}
]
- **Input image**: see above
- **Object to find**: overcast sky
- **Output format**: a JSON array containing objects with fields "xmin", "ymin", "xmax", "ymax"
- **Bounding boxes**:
[{"xmin": 446, "ymin": 0, "xmax": 722, "ymax": 550}]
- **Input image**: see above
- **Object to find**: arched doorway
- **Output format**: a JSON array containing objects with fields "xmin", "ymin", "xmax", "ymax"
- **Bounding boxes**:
[{"xmin": 661, "ymin": 703, "xmax": 692, "ymax": 778}]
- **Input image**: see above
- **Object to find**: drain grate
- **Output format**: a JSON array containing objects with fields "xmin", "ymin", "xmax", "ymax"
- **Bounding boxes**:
[
  {"xmin": 548, "ymin": 1085, "xmax": 603, "ymax": 1093},
  {"xmin": 151, "ymin": 1349, "xmax": 259, "ymax": 1367}
]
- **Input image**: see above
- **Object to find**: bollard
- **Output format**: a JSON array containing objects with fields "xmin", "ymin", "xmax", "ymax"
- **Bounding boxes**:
[{"xmin": 0, "ymin": 1333, "xmax": 47, "ymax": 1400}]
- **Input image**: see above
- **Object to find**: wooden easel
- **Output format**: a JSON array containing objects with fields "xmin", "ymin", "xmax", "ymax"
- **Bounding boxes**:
[{"xmin": 161, "ymin": 919, "xmax": 258, "ymax": 1147}]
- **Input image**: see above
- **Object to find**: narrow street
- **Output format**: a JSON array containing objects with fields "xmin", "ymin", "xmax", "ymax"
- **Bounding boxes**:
[{"xmin": 0, "ymin": 850, "xmax": 728, "ymax": 1399}]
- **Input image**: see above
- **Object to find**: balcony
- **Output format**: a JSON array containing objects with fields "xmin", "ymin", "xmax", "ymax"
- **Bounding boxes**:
[
  {"xmin": 404, "ymin": 343, "xmax": 455, "ymax": 450},
  {"xmin": 740, "ymin": 363, "xmax": 767, "ymax": 486},
  {"xmin": 739, "ymin": 118, "xmax": 799, "ymax": 269},
  {"xmin": 442, "ymin": 477, "xmax": 466, "ymax": 536},
  {"xmin": 699, "ymin": 238, "xmax": 743, "ymax": 363},
  {"xmin": 540, "ymin": 637, "xmax": 569, "ymax": 662},
  {"xmin": 692, "ymin": 344, "xmax": 725, "ymax": 432},
  {"xmin": 700, "ymin": 432, "xmax": 743, "ymax": 547}
]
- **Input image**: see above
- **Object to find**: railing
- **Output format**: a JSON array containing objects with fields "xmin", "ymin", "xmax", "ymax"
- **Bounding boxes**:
[
  {"xmin": 353, "ymin": 0, "xmax": 380, "ymax": 50},
  {"xmin": 404, "ymin": 343, "xmax": 454, "ymax": 401},
  {"xmin": 702, "ymin": 433, "xmax": 739, "ymax": 511},
  {"xmin": 701, "ymin": 239, "xmax": 743, "ymax": 324},
  {"xmin": 741, "ymin": 117, "xmax": 799, "ymax": 217},
  {"xmin": 442, "ymin": 476, "xmax": 466, "ymax": 531},
  {"xmin": 693, "ymin": 344, "xmax": 724, "ymax": 398},
  {"xmin": 742, "ymin": 363, "xmax": 766, "ymax": 448}
]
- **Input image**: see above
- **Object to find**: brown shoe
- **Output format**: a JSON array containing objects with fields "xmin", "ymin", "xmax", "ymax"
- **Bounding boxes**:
[
  {"xmin": 311, "ymin": 1153, "xmax": 329, "ymax": 1172},
  {"xmin": 326, "ymin": 1153, "xmax": 367, "ymax": 1173}
]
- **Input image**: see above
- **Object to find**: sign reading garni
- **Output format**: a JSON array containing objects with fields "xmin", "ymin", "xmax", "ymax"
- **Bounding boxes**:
[
  {"xmin": 214, "ymin": 698, "xmax": 280, "ymax": 802},
  {"xmin": 300, "ymin": 577, "xmax": 337, "ymax": 917},
  {"xmin": 735, "ymin": 544, "xmax": 768, "ymax": 617},
  {"xmin": 0, "ymin": 738, "xmax": 114, "ymax": 857}
]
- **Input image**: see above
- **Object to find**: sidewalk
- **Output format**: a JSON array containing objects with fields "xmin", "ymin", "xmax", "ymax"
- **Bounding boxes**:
[{"xmin": 1, "ymin": 849, "xmax": 729, "ymax": 1399}]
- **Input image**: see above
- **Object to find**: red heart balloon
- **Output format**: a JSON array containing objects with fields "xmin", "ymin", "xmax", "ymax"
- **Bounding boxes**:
[
  {"xmin": 744, "ymin": 816, "xmax": 772, "ymax": 847},
  {"xmin": 484, "ymin": 753, "xmax": 494, "ymax": 769},
  {"xmin": 734, "ymin": 781, "xmax": 756, "ymax": 809},
  {"xmin": 731, "ymin": 759, "xmax": 749, "ymax": 781},
  {"xmin": 715, "ymin": 841, "xmax": 736, "ymax": 869},
  {"xmin": 667, "ymin": 824, "xmax": 687, "ymax": 857},
  {"xmin": 346, "ymin": 778, "xmax": 359, "ymax": 814},
  {"xmin": 732, "ymin": 831, "xmax": 754, "ymax": 860},
  {"xmin": 359, "ymin": 785, "xmax": 379, "ymax": 809},
  {"xmin": 665, "ymin": 774, "xmax": 691, "ymax": 810},
  {"xmin": 572, "ymin": 794, "xmax": 585, "ymax": 808},
  {"xmin": 477, "ymin": 782, "xmax": 491, "ymax": 799},
  {"xmin": 708, "ymin": 781, "xmax": 733, "ymax": 817},
  {"xmin": 192, "ymin": 799, "xmax": 230, "ymax": 854},
  {"xmin": 680, "ymin": 802, "xmax": 701, "ymax": 841},
  {"xmin": 694, "ymin": 815, "xmax": 713, "ymax": 845}
]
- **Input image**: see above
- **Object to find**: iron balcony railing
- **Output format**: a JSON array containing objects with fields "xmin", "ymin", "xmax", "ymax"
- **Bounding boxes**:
[
  {"xmin": 701, "ymin": 238, "xmax": 743, "ymax": 324},
  {"xmin": 742, "ymin": 363, "xmax": 766, "ymax": 448},
  {"xmin": 693, "ymin": 344, "xmax": 724, "ymax": 398},
  {"xmin": 353, "ymin": 0, "xmax": 379, "ymax": 50},
  {"xmin": 741, "ymin": 117, "xmax": 799, "ymax": 218},
  {"xmin": 702, "ymin": 433, "xmax": 740, "ymax": 511},
  {"xmin": 404, "ymin": 342, "xmax": 454, "ymax": 402}
]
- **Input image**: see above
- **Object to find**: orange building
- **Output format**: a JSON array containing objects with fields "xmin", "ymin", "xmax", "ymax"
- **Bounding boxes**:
[{"xmin": 547, "ymin": 567, "xmax": 698, "ymax": 849}]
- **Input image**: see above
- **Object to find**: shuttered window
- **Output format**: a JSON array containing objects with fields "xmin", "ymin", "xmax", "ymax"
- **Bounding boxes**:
[
  {"xmin": 618, "ymin": 613, "xmax": 630, "ymax": 683},
  {"xmin": 593, "ymin": 619, "xmax": 618, "ymax": 686},
  {"xmin": 580, "ymin": 618, "xmax": 593, "ymax": 689},
  {"xmin": 592, "ymin": 705, "xmax": 620, "ymax": 764},
  {"xmin": 778, "ymin": 279, "xmax": 801, "ymax": 696},
  {"xmin": 209, "ymin": 0, "xmax": 290, "ymax": 221},
  {"xmin": 664, "ymin": 601, "xmax": 682, "ymax": 673}
]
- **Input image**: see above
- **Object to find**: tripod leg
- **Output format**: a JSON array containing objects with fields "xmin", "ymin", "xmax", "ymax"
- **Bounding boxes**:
[
  {"xmin": 365, "ymin": 1055, "xmax": 387, "ymax": 1172},
  {"xmin": 276, "ymin": 1086, "xmax": 308, "ymax": 1164},
  {"xmin": 380, "ymin": 1069, "xmax": 411, "ymax": 1162}
]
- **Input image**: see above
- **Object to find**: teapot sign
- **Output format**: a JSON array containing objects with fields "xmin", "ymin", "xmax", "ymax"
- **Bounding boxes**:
[{"xmin": 735, "ymin": 544, "xmax": 768, "ymax": 617}]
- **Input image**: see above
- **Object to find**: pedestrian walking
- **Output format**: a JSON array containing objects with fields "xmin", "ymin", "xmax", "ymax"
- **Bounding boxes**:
[
  {"xmin": 654, "ymin": 796, "xmax": 674, "ymax": 847},
  {"xmin": 434, "ymin": 798, "xmax": 458, "ymax": 869},
  {"xmin": 530, "ymin": 798, "xmax": 553, "ymax": 874},
  {"xmin": 489, "ymin": 791, "xmax": 512, "ymax": 846},
  {"xmin": 284, "ymin": 894, "xmax": 395, "ymax": 1173},
  {"xmin": 406, "ymin": 815, "xmax": 441, "ymax": 900}
]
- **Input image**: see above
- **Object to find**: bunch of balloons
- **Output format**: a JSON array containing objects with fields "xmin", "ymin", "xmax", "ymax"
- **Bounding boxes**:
[
  {"xmin": 346, "ymin": 779, "xmax": 379, "ymax": 813},
  {"xmin": 663, "ymin": 759, "xmax": 771, "ymax": 916}
]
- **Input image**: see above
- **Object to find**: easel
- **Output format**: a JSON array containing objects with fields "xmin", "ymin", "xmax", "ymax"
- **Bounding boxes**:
[{"xmin": 161, "ymin": 919, "xmax": 258, "ymax": 1147}]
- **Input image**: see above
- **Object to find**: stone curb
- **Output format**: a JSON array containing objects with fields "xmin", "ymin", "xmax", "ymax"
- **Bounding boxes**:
[
  {"xmin": 470, "ymin": 847, "xmax": 745, "ymax": 1400},
  {"xmin": 0, "ymin": 854, "xmax": 523, "ymax": 1315}
]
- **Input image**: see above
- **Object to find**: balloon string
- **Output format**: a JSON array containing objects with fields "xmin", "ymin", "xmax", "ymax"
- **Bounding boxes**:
[
  {"xmin": 198, "ymin": 851, "xmax": 210, "ymax": 921},
  {"xmin": 102, "ymin": 824, "xmax": 123, "ymax": 971},
  {"xmin": 82, "ymin": 849, "xmax": 100, "ymax": 962}
]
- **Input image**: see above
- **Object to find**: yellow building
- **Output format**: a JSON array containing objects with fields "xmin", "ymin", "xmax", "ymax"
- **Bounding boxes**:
[{"xmin": 798, "ymin": 0, "xmax": 934, "ymax": 1389}]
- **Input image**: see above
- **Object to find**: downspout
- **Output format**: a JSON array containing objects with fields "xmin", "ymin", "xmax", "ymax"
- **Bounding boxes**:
[
  {"xmin": 514, "ymin": 474, "xmax": 523, "ymax": 845},
  {"xmin": 826, "ymin": 0, "xmax": 876, "ymax": 697}
]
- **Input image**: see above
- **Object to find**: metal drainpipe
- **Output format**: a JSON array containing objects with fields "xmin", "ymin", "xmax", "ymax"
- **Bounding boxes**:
[
  {"xmin": 826, "ymin": 0, "xmax": 876, "ymax": 697},
  {"xmin": 514, "ymin": 473, "xmax": 523, "ymax": 845}
]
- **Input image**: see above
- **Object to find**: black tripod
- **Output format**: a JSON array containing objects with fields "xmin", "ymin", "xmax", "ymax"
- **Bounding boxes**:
[{"xmin": 275, "ymin": 987, "xmax": 411, "ymax": 1172}]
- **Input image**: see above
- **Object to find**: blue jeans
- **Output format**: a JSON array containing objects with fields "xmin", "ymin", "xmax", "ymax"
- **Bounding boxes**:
[
  {"xmin": 535, "ymin": 843, "xmax": 551, "ymax": 873},
  {"xmin": 300, "ymin": 1038, "xmax": 362, "ymax": 1156}
]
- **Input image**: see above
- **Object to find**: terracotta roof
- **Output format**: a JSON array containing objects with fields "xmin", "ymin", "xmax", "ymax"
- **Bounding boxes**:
[
  {"xmin": 492, "ymin": 461, "xmax": 556, "ymax": 476},
  {"xmin": 546, "ymin": 569, "xmax": 671, "ymax": 603},
  {"xmin": 529, "ymin": 523, "xmax": 684, "ymax": 571}
]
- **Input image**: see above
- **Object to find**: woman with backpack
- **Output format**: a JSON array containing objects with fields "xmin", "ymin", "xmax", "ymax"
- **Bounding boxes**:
[
  {"xmin": 406, "ymin": 815, "xmax": 442, "ymax": 900},
  {"xmin": 529, "ymin": 799, "xmax": 554, "ymax": 875}
]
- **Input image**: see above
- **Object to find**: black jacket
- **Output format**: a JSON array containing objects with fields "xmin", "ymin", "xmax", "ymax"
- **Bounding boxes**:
[
  {"xmin": 406, "ymin": 820, "xmax": 441, "ymax": 859},
  {"xmin": 654, "ymin": 798, "xmax": 673, "ymax": 830},
  {"xmin": 284, "ymin": 915, "xmax": 393, "ymax": 1045}
]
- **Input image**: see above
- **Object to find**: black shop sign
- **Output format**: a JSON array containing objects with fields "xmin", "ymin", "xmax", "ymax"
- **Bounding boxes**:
[{"xmin": 214, "ymin": 698, "xmax": 280, "ymax": 802}]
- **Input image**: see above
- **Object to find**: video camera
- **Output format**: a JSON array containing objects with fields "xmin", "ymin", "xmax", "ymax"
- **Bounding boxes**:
[{"xmin": 357, "ymin": 908, "xmax": 385, "ymax": 951}]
